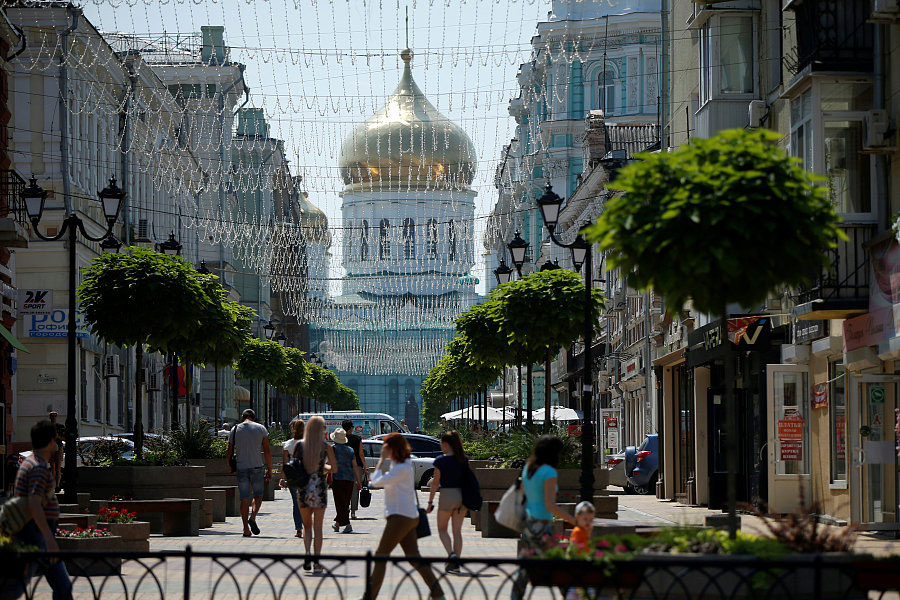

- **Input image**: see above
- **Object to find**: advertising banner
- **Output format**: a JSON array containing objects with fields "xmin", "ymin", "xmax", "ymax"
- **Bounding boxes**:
[
  {"xmin": 18, "ymin": 289, "xmax": 52, "ymax": 315},
  {"xmin": 25, "ymin": 310, "xmax": 88, "ymax": 338}
]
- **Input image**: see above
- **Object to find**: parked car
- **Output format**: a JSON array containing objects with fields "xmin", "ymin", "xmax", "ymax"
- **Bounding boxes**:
[
  {"xmin": 17, "ymin": 436, "xmax": 136, "ymax": 468},
  {"xmin": 112, "ymin": 432, "xmax": 160, "ymax": 444},
  {"xmin": 371, "ymin": 433, "xmax": 442, "ymax": 458},
  {"xmin": 360, "ymin": 438, "xmax": 435, "ymax": 488},
  {"xmin": 606, "ymin": 451, "xmax": 630, "ymax": 491},
  {"xmin": 625, "ymin": 434, "xmax": 658, "ymax": 495}
]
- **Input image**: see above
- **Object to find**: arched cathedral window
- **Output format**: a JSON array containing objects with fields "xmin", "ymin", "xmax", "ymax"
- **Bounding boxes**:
[
  {"xmin": 448, "ymin": 220, "xmax": 457, "ymax": 261},
  {"xmin": 379, "ymin": 218, "xmax": 391, "ymax": 259},
  {"xmin": 361, "ymin": 220, "xmax": 369, "ymax": 261},
  {"xmin": 426, "ymin": 218, "xmax": 438, "ymax": 258},
  {"xmin": 600, "ymin": 70, "xmax": 616, "ymax": 115},
  {"xmin": 403, "ymin": 218, "xmax": 415, "ymax": 259}
]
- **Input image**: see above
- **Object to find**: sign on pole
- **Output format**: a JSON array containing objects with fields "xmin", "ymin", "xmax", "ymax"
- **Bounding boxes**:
[{"xmin": 18, "ymin": 289, "xmax": 53, "ymax": 315}]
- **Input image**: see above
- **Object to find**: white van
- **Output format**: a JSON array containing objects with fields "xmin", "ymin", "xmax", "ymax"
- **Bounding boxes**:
[{"xmin": 292, "ymin": 411, "xmax": 404, "ymax": 440}]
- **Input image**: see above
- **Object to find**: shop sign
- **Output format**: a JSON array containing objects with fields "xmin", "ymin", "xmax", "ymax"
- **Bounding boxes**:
[
  {"xmin": 780, "ymin": 440, "xmax": 803, "ymax": 461},
  {"xmin": 568, "ymin": 424, "xmax": 582, "ymax": 436},
  {"xmin": 794, "ymin": 320, "xmax": 827, "ymax": 344},
  {"xmin": 18, "ymin": 289, "xmax": 52, "ymax": 315},
  {"xmin": 606, "ymin": 417, "xmax": 618, "ymax": 449},
  {"xmin": 622, "ymin": 356, "xmax": 640, "ymax": 380},
  {"xmin": 777, "ymin": 413, "xmax": 804, "ymax": 440},
  {"xmin": 812, "ymin": 383, "xmax": 828, "ymax": 409},
  {"xmin": 25, "ymin": 310, "xmax": 88, "ymax": 338},
  {"xmin": 843, "ymin": 307, "xmax": 894, "ymax": 352},
  {"xmin": 687, "ymin": 317, "xmax": 772, "ymax": 367},
  {"xmin": 870, "ymin": 385, "xmax": 886, "ymax": 404}
]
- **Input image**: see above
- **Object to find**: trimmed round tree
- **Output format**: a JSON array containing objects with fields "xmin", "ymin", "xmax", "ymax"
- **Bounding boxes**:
[
  {"xmin": 237, "ymin": 338, "xmax": 288, "ymax": 415},
  {"xmin": 78, "ymin": 248, "xmax": 219, "ymax": 457},
  {"xmin": 582, "ymin": 128, "xmax": 842, "ymax": 536}
]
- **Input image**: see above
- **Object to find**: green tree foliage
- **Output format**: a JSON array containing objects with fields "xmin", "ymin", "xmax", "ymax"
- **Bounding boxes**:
[
  {"xmin": 307, "ymin": 364, "xmax": 340, "ymax": 404},
  {"xmin": 277, "ymin": 346, "xmax": 312, "ymax": 395},
  {"xmin": 421, "ymin": 335, "xmax": 501, "ymax": 426},
  {"xmin": 237, "ymin": 338, "xmax": 287, "ymax": 383},
  {"xmin": 582, "ymin": 129, "xmax": 842, "ymax": 314},
  {"xmin": 330, "ymin": 384, "xmax": 360, "ymax": 411}
]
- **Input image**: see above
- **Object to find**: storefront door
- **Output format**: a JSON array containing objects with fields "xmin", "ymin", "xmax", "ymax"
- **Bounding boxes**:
[
  {"xmin": 849, "ymin": 375, "xmax": 900, "ymax": 529},
  {"xmin": 766, "ymin": 364, "xmax": 811, "ymax": 514}
]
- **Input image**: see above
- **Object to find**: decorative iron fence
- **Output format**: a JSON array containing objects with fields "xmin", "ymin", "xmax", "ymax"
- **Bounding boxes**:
[
  {"xmin": 796, "ymin": 222, "xmax": 877, "ymax": 305},
  {"xmin": 0, "ymin": 170, "xmax": 27, "ymax": 227},
  {"xmin": 2, "ymin": 549, "xmax": 899, "ymax": 600}
]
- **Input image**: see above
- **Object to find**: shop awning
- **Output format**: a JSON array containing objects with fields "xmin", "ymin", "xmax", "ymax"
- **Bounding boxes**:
[
  {"xmin": 0, "ymin": 324, "xmax": 28, "ymax": 353},
  {"xmin": 234, "ymin": 385, "xmax": 251, "ymax": 402}
]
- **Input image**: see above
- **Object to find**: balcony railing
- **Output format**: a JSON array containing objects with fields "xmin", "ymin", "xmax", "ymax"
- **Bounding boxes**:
[
  {"xmin": 786, "ymin": 0, "xmax": 874, "ymax": 75},
  {"xmin": 796, "ymin": 222, "xmax": 876, "ymax": 307},
  {"xmin": 0, "ymin": 170, "xmax": 27, "ymax": 227}
]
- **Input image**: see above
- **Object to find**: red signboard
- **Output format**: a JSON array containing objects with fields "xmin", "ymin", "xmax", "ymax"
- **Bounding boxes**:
[
  {"xmin": 812, "ymin": 383, "xmax": 828, "ymax": 409},
  {"xmin": 777, "ymin": 415, "xmax": 804, "ymax": 441},
  {"xmin": 568, "ymin": 425, "xmax": 582, "ymax": 436},
  {"xmin": 843, "ymin": 307, "xmax": 893, "ymax": 352},
  {"xmin": 780, "ymin": 440, "xmax": 803, "ymax": 461}
]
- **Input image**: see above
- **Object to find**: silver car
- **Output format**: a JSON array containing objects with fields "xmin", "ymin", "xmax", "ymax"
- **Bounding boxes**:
[
  {"xmin": 606, "ymin": 451, "xmax": 631, "ymax": 492},
  {"xmin": 361, "ymin": 439, "xmax": 435, "ymax": 489}
]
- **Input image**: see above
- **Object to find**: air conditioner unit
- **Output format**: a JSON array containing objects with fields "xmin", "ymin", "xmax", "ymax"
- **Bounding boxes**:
[
  {"xmin": 611, "ymin": 292, "xmax": 626, "ymax": 312},
  {"xmin": 864, "ymin": 109, "xmax": 895, "ymax": 152},
  {"xmin": 147, "ymin": 372, "xmax": 161, "ymax": 391},
  {"xmin": 748, "ymin": 100, "xmax": 767, "ymax": 129},
  {"xmin": 103, "ymin": 355, "xmax": 121, "ymax": 378},
  {"xmin": 136, "ymin": 219, "xmax": 150, "ymax": 242},
  {"xmin": 871, "ymin": 0, "xmax": 900, "ymax": 23}
]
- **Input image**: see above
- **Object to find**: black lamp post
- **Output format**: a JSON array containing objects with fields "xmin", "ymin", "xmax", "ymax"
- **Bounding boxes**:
[
  {"xmin": 536, "ymin": 182, "xmax": 596, "ymax": 503},
  {"xmin": 275, "ymin": 332, "xmax": 286, "ymax": 346},
  {"xmin": 24, "ymin": 176, "xmax": 123, "ymax": 503},
  {"xmin": 493, "ymin": 259, "xmax": 513, "ymax": 286},
  {"xmin": 155, "ymin": 232, "xmax": 183, "ymax": 429},
  {"xmin": 156, "ymin": 232, "xmax": 182, "ymax": 256},
  {"xmin": 507, "ymin": 230, "xmax": 529, "ymax": 275},
  {"xmin": 197, "ymin": 260, "xmax": 211, "ymax": 275}
]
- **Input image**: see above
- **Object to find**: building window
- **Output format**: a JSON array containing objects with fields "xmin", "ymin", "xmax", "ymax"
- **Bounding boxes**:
[
  {"xmin": 829, "ymin": 361, "xmax": 847, "ymax": 483},
  {"xmin": 93, "ymin": 357, "xmax": 102, "ymax": 422},
  {"xmin": 600, "ymin": 70, "xmax": 616, "ymax": 115},
  {"xmin": 790, "ymin": 90, "xmax": 813, "ymax": 170},
  {"xmin": 403, "ymin": 218, "xmax": 415, "ymax": 259},
  {"xmin": 569, "ymin": 61, "xmax": 584, "ymax": 119},
  {"xmin": 361, "ymin": 220, "xmax": 369, "ymax": 261},
  {"xmin": 699, "ymin": 23, "xmax": 712, "ymax": 104},
  {"xmin": 448, "ymin": 220, "xmax": 457, "ymax": 261},
  {"xmin": 774, "ymin": 369, "xmax": 810, "ymax": 476},
  {"xmin": 80, "ymin": 349, "xmax": 88, "ymax": 421},
  {"xmin": 379, "ymin": 219, "xmax": 391, "ymax": 260},
  {"xmin": 824, "ymin": 120, "xmax": 871, "ymax": 216},
  {"xmin": 719, "ymin": 17, "xmax": 754, "ymax": 94},
  {"xmin": 426, "ymin": 218, "xmax": 438, "ymax": 258}
]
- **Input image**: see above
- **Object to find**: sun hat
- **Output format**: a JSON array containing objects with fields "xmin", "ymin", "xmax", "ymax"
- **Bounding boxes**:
[{"xmin": 332, "ymin": 427, "xmax": 348, "ymax": 444}]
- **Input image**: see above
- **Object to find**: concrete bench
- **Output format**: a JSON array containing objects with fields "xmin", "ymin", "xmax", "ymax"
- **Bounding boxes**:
[
  {"xmin": 204, "ymin": 488, "xmax": 227, "ymax": 522},
  {"xmin": 201, "ymin": 499, "xmax": 213, "ymax": 528},
  {"xmin": 90, "ymin": 498, "xmax": 199, "ymax": 536},
  {"xmin": 205, "ymin": 485, "xmax": 239, "ymax": 517},
  {"xmin": 57, "ymin": 513, "xmax": 97, "ymax": 529}
]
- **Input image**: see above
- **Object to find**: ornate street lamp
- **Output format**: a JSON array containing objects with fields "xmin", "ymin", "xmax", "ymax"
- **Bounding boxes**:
[
  {"xmin": 24, "ymin": 176, "xmax": 123, "ymax": 503},
  {"xmin": 507, "ymin": 230, "xmax": 529, "ymax": 275},
  {"xmin": 263, "ymin": 320, "xmax": 276, "ymax": 341},
  {"xmin": 494, "ymin": 259, "xmax": 513, "ymax": 285},
  {"xmin": 197, "ymin": 260, "xmax": 211, "ymax": 275},
  {"xmin": 537, "ymin": 182, "xmax": 597, "ymax": 503},
  {"xmin": 156, "ymin": 232, "xmax": 182, "ymax": 256},
  {"xmin": 100, "ymin": 235, "xmax": 122, "ymax": 254},
  {"xmin": 275, "ymin": 332, "xmax": 287, "ymax": 346},
  {"xmin": 539, "ymin": 259, "xmax": 561, "ymax": 272}
]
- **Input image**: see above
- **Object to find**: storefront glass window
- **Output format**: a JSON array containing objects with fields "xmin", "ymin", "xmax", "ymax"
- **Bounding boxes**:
[
  {"xmin": 829, "ymin": 361, "xmax": 847, "ymax": 483},
  {"xmin": 774, "ymin": 370, "xmax": 810, "ymax": 476}
]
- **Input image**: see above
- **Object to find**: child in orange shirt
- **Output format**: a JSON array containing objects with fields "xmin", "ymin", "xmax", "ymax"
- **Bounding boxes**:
[{"xmin": 570, "ymin": 501, "xmax": 595, "ymax": 550}]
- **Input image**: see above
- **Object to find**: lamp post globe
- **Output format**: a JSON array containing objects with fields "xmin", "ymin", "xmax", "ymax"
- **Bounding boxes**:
[
  {"xmin": 275, "ymin": 333, "xmax": 286, "ymax": 346},
  {"xmin": 263, "ymin": 320, "xmax": 276, "ymax": 340},
  {"xmin": 537, "ymin": 183, "xmax": 563, "ymax": 234},
  {"xmin": 100, "ymin": 235, "xmax": 122, "ymax": 254},
  {"xmin": 157, "ymin": 232, "xmax": 182, "ymax": 256},
  {"xmin": 539, "ymin": 259, "xmax": 561, "ymax": 272},
  {"xmin": 570, "ymin": 235, "xmax": 590, "ymax": 273},
  {"xmin": 98, "ymin": 177, "xmax": 125, "ymax": 225},
  {"xmin": 22, "ymin": 176, "xmax": 48, "ymax": 223},
  {"xmin": 507, "ymin": 230, "xmax": 529, "ymax": 274},
  {"xmin": 197, "ymin": 260, "xmax": 211, "ymax": 275},
  {"xmin": 494, "ymin": 259, "xmax": 513, "ymax": 285}
]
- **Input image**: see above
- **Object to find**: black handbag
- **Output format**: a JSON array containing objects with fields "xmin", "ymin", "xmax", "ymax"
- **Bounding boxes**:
[
  {"xmin": 359, "ymin": 486, "xmax": 372, "ymax": 508},
  {"xmin": 414, "ymin": 489, "xmax": 430, "ymax": 538},
  {"xmin": 460, "ymin": 462, "xmax": 483, "ymax": 511},
  {"xmin": 282, "ymin": 442, "xmax": 311, "ymax": 489}
]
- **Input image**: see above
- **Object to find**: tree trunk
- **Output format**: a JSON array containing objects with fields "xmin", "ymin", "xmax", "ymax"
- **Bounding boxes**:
[
  {"xmin": 517, "ymin": 364, "xmax": 523, "ymax": 429},
  {"xmin": 170, "ymin": 353, "xmax": 179, "ymax": 429},
  {"xmin": 526, "ymin": 363, "xmax": 534, "ymax": 431},
  {"xmin": 544, "ymin": 348, "xmax": 552, "ymax": 433},
  {"xmin": 134, "ymin": 344, "xmax": 144, "ymax": 460},
  {"xmin": 214, "ymin": 363, "xmax": 219, "ymax": 430},
  {"xmin": 723, "ymin": 305, "xmax": 738, "ymax": 539}
]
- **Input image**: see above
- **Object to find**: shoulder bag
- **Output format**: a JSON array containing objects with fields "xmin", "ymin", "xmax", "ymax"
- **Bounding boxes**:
[
  {"xmin": 282, "ymin": 441, "xmax": 311, "ymax": 489},
  {"xmin": 359, "ymin": 485, "xmax": 372, "ymax": 508},
  {"xmin": 460, "ymin": 460, "xmax": 483, "ymax": 512},
  {"xmin": 413, "ymin": 473, "xmax": 431, "ymax": 538},
  {"xmin": 0, "ymin": 496, "xmax": 33, "ymax": 536},
  {"xmin": 493, "ymin": 475, "xmax": 526, "ymax": 533}
]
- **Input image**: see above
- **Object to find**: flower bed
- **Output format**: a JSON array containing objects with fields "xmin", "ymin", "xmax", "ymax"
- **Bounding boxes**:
[
  {"xmin": 98, "ymin": 507, "xmax": 137, "ymax": 524},
  {"xmin": 55, "ymin": 529, "xmax": 123, "ymax": 576}
]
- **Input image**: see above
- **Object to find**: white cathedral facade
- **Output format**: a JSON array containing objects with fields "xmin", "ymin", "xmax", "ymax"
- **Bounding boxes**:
[{"xmin": 311, "ymin": 49, "xmax": 482, "ymax": 426}]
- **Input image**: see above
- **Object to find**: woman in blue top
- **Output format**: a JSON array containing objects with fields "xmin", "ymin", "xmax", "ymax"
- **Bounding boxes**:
[
  {"xmin": 512, "ymin": 435, "xmax": 576, "ymax": 600},
  {"xmin": 426, "ymin": 430, "xmax": 468, "ymax": 573}
]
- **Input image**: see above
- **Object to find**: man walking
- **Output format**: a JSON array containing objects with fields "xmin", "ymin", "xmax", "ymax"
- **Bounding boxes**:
[
  {"xmin": 227, "ymin": 409, "xmax": 272, "ymax": 537},
  {"xmin": 14, "ymin": 420, "xmax": 72, "ymax": 600},
  {"xmin": 342, "ymin": 419, "xmax": 366, "ymax": 519}
]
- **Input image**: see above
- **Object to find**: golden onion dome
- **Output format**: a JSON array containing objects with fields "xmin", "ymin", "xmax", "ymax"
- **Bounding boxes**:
[
  {"xmin": 298, "ymin": 191, "xmax": 329, "ymax": 242},
  {"xmin": 338, "ymin": 48, "xmax": 477, "ymax": 192}
]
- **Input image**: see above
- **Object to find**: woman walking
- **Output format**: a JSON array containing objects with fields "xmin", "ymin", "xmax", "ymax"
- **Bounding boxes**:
[
  {"xmin": 295, "ymin": 415, "xmax": 337, "ymax": 573},
  {"xmin": 330, "ymin": 427, "xmax": 362, "ymax": 534},
  {"xmin": 426, "ymin": 430, "xmax": 468, "ymax": 573},
  {"xmin": 281, "ymin": 419, "xmax": 305, "ymax": 537},
  {"xmin": 357, "ymin": 433, "xmax": 444, "ymax": 600},
  {"xmin": 511, "ymin": 435, "xmax": 576, "ymax": 600}
]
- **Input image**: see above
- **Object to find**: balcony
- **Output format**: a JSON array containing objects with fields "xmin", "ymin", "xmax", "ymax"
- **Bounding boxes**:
[
  {"xmin": 785, "ymin": 0, "xmax": 874, "ymax": 75},
  {"xmin": 0, "ymin": 171, "xmax": 29, "ymax": 248},
  {"xmin": 793, "ymin": 223, "xmax": 877, "ymax": 320}
]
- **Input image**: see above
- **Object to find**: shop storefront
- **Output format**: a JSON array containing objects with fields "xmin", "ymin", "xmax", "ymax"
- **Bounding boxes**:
[{"xmin": 656, "ymin": 349, "xmax": 697, "ymax": 503}]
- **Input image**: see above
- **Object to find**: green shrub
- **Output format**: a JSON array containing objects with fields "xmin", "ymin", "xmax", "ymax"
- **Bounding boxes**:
[{"xmin": 79, "ymin": 438, "xmax": 129, "ymax": 466}]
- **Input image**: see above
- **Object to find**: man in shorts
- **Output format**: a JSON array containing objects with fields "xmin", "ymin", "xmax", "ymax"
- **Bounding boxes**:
[{"xmin": 227, "ymin": 409, "xmax": 271, "ymax": 537}]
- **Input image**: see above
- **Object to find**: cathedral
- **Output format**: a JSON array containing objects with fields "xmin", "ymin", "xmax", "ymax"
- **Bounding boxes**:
[{"xmin": 311, "ymin": 48, "xmax": 483, "ymax": 427}]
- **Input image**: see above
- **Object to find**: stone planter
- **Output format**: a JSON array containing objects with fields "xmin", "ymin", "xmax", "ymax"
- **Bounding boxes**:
[
  {"xmin": 188, "ymin": 458, "xmax": 234, "ymax": 487},
  {"xmin": 474, "ymin": 467, "xmax": 608, "ymax": 491},
  {"xmin": 78, "ymin": 465, "xmax": 207, "ymax": 502},
  {"xmin": 55, "ymin": 535, "xmax": 123, "ymax": 576},
  {"xmin": 99, "ymin": 521, "xmax": 150, "ymax": 552}
]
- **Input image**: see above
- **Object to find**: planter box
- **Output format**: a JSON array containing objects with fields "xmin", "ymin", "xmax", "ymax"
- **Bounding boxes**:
[
  {"xmin": 100, "ymin": 521, "xmax": 150, "ymax": 552},
  {"xmin": 55, "ymin": 535, "xmax": 123, "ymax": 576},
  {"xmin": 78, "ymin": 466, "xmax": 206, "ymax": 502},
  {"xmin": 526, "ymin": 561, "xmax": 643, "ymax": 590},
  {"xmin": 475, "ymin": 468, "xmax": 608, "ymax": 491},
  {"xmin": 189, "ymin": 458, "xmax": 235, "ymax": 487}
]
